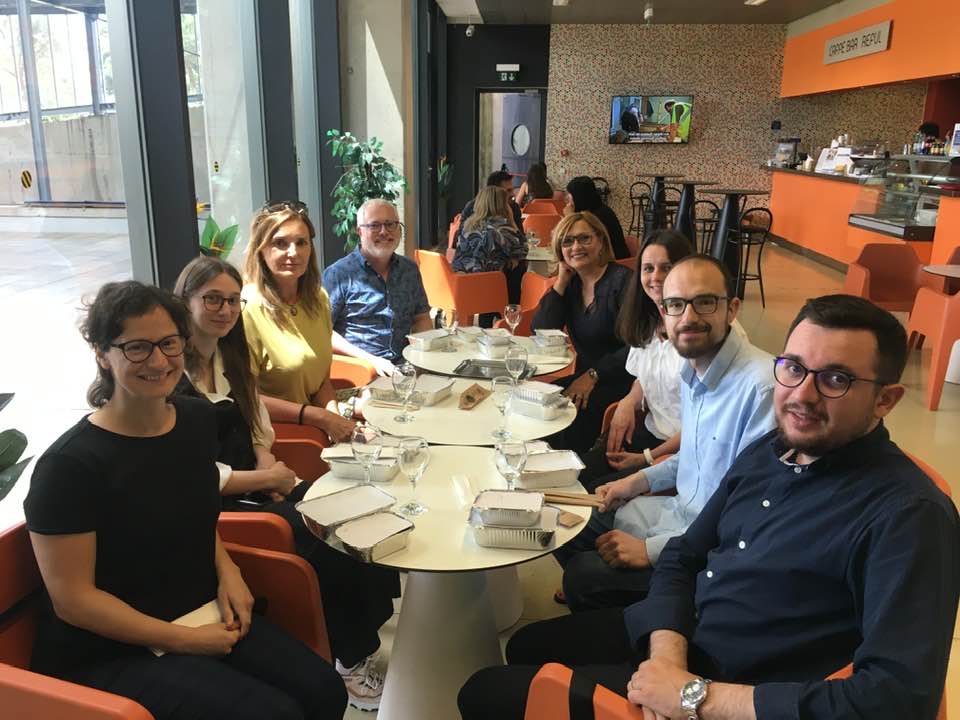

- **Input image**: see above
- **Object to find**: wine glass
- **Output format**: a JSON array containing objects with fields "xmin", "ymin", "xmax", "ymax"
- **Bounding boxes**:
[
  {"xmin": 441, "ymin": 308, "xmax": 459, "ymax": 351},
  {"xmin": 495, "ymin": 440, "xmax": 528, "ymax": 491},
  {"xmin": 503, "ymin": 304, "xmax": 522, "ymax": 336},
  {"xmin": 391, "ymin": 362, "xmax": 417, "ymax": 423},
  {"xmin": 398, "ymin": 436, "xmax": 430, "ymax": 515},
  {"xmin": 527, "ymin": 231, "xmax": 540, "ymax": 252},
  {"xmin": 490, "ymin": 375, "xmax": 515, "ymax": 440},
  {"xmin": 351, "ymin": 424, "xmax": 383, "ymax": 485},
  {"xmin": 504, "ymin": 344, "xmax": 528, "ymax": 382}
]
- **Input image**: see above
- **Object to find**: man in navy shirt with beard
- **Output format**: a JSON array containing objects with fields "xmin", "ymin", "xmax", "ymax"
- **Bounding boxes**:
[{"xmin": 459, "ymin": 294, "xmax": 958, "ymax": 720}]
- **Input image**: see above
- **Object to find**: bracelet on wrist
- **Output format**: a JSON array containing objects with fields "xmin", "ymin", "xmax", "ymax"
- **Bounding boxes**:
[
  {"xmin": 297, "ymin": 404, "xmax": 308, "ymax": 425},
  {"xmin": 643, "ymin": 448, "xmax": 655, "ymax": 466}
]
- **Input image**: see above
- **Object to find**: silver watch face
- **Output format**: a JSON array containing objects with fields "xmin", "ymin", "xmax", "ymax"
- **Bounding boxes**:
[{"xmin": 680, "ymin": 678, "xmax": 707, "ymax": 708}]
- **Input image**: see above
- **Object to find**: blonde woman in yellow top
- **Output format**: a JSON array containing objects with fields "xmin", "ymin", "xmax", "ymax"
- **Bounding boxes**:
[{"xmin": 242, "ymin": 201, "xmax": 357, "ymax": 443}]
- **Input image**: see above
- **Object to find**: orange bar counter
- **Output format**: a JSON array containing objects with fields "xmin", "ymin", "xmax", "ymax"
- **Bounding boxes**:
[{"xmin": 766, "ymin": 168, "xmax": 951, "ymax": 266}]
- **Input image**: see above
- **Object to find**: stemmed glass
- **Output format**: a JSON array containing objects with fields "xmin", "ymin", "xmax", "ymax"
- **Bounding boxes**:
[
  {"xmin": 504, "ymin": 344, "xmax": 528, "ymax": 383},
  {"xmin": 351, "ymin": 424, "xmax": 383, "ymax": 485},
  {"xmin": 391, "ymin": 362, "xmax": 417, "ymax": 423},
  {"xmin": 503, "ymin": 304, "xmax": 522, "ymax": 335},
  {"xmin": 490, "ymin": 376, "xmax": 515, "ymax": 440},
  {"xmin": 495, "ymin": 440, "xmax": 528, "ymax": 491},
  {"xmin": 398, "ymin": 436, "xmax": 430, "ymax": 516},
  {"xmin": 441, "ymin": 309, "xmax": 459, "ymax": 351}
]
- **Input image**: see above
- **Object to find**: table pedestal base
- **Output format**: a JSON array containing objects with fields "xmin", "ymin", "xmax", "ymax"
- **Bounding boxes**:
[
  {"xmin": 379, "ymin": 570, "xmax": 503, "ymax": 720},
  {"xmin": 487, "ymin": 566, "xmax": 523, "ymax": 631}
]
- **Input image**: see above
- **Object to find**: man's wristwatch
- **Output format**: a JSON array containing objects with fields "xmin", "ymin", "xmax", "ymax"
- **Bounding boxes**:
[
  {"xmin": 586, "ymin": 368, "xmax": 599, "ymax": 382},
  {"xmin": 680, "ymin": 677, "xmax": 712, "ymax": 720}
]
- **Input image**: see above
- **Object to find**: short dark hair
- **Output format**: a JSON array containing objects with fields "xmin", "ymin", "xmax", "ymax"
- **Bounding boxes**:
[
  {"xmin": 486, "ymin": 171, "xmax": 513, "ymax": 187},
  {"xmin": 666, "ymin": 254, "xmax": 736, "ymax": 299},
  {"xmin": 787, "ymin": 294, "xmax": 908, "ymax": 384},
  {"xmin": 80, "ymin": 281, "xmax": 190, "ymax": 408}
]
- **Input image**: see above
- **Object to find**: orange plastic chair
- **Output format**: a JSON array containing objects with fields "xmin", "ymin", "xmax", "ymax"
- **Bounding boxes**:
[
  {"xmin": 523, "ymin": 214, "xmax": 561, "ymax": 247},
  {"xmin": 616, "ymin": 256, "xmax": 637, "ymax": 270},
  {"xmin": 520, "ymin": 271, "xmax": 556, "ymax": 312},
  {"xmin": 416, "ymin": 249, "xmax": 508, "ymax": 323},
  {"xmin": 0, "ymin": 518, "xmax": 330, "ymax": 719},
  {"xmin": 906, "ymin": 287, "xmax": 960, "ymax": 410},
  {"xmin": 330, "ymin": 354, "xmax": 377, "ymax": 391},
  {"xmin": 552, "ymin": 191, "xmax": 568, "ymax": 213},
  {"xmin": 523, "ymin": 199, "xmax": 561, "ymax": 216},
  {"xmin": 843, "ymin": 244, "xmax": 942, "ymax": 314},
  {"xmin": 217, "ymin": 511, "xmax": 296, "ymax": 553},
  {"xmin": 272, "ymin": 422, "xmax": 331, "ymax": 480}
]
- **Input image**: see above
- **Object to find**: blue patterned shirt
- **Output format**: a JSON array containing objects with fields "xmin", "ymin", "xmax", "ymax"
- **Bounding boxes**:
[{"xmin": 322, "ymin": 248, "xmax": 430, "ymax": 362}]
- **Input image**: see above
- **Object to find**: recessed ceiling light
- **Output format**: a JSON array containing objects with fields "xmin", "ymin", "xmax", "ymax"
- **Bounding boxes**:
[
  {"xmin": 553, "ymin": 0, "xmax": 570, "ymax": 6},
  {"xmin": 744, "ymin": 0, "xmax": 768, "ymax": 5}
]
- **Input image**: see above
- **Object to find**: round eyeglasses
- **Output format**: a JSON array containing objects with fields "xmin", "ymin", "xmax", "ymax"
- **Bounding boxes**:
[
  {"xmin": 773, "ymin": 356, "xmax": 885, "ymax": 399},
  {"xmin": 359, "ymin": 221, "xmax": 403, "ymax": 234},
  {"xmin": 661, "ymin": 294, "xmax": 728, "ymax": 317},
  {"xmin": 201, "ymin": 293, "xmax": 246, "ymax": 312},
  {"xmin": 110, "ymin": 335, "xmax": 186, "ymax": 363}
]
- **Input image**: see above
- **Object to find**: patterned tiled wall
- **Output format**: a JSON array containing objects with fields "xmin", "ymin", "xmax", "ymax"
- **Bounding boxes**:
[{"xmin": 545, "ymin": 24, "xmax": 926, "ymax": 228}]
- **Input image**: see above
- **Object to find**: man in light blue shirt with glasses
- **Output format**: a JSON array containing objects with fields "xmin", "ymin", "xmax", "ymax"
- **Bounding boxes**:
[
  {"xmin": 323, "ymin": 199, "xmax": 432, "ymax": 376},
  {"xmin": 557, "ymin": 254, "xmax": 776, "ymax": 611}
]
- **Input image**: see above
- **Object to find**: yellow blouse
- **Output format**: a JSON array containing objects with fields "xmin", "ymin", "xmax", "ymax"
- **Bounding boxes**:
[{"xmin": 241, "ymin": 284, "xmax": 333, "ymax": 404}]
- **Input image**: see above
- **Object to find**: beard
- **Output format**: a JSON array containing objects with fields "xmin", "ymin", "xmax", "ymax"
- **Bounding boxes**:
[
  {"xmin": 775, "ymin": 403, "xmax": 875, "ymax": 458},
  {"xmin": 672, "ymin": 322, "xmax": 724, "ymax": 359}
]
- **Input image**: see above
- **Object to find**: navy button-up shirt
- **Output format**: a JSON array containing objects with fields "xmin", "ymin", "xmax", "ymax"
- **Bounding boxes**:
[
  {"xmin": 322, "ymin": 248, "xmax": 430, "ymax": 362},
  {"xmin": 625, "ymin": 423, "xmax": 959, "ymax": 720}
]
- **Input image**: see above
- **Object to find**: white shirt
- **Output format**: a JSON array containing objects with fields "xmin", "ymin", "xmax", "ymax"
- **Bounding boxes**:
[{"xmin": 624, "ymin": 336, "xmax": 684, "ymax": 440}]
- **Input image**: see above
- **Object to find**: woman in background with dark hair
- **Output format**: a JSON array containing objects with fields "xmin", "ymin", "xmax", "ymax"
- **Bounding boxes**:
[
  {"xmin": 23, "ymin": 280, "xmax": 345, "ymax": 720},
  {"xmin": 564, "ymin": 176, "xmax": 629, "ymax": 259},
  {"xmin": 514, "ymin": 162, "xmax": 554, "ymax": 207},
  {"xmin": 175, "ymin": 256, "xmax": 395, "ymax": 713}
]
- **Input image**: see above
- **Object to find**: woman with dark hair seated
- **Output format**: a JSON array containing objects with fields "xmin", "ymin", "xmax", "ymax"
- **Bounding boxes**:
[
  {"xmin": 564, "ymin": 176, "xmax": 630, "ymax": 259},
  {"xmin": 23, "ymin": 281, "xmax": 346, "ymax": 720},
  {"xmin": 173, "ymin": 255, "xmax": 394, "ymax": 713},
  {"xmin": 514, "ymin": 162, "xmax": 554, "ymax": 208},
  {"xmin": 532, "ymin": 212, "xmax": 633, "ymax": 456}
]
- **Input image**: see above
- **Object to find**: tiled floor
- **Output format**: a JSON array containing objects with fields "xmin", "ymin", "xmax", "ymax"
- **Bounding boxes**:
[{"xmin": 1, "ymin": 233, "xmax": 957, "ymax": 718}]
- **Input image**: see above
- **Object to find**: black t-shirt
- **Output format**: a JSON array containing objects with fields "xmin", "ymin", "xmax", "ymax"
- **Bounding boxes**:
[{"xmin": 23, "ymin": 396, "xmax": 221, "ymax": 676}]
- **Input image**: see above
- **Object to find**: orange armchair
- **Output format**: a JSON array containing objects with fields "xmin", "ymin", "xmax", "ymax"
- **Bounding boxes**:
[
  {"xmin": 416, "ymin": 249, "xmax": 508, "ymax": 323},
  {"xmin": 523, "ymin": 199, "xmax": 561, "ymax": 216},
  {"xmin": 330, "ymin": 353, "xmax": 377, "ymax": 391},
  {"xmin": 842, "ymin": 244, "xmax": 941, "ymax": 314},
  {"xmin": 906, "ymin": 287, "xmax": 960, "ymax": 410},
  {"xmin": 271, "ymin": 422, "xmax": 331, "ymax": 481},
  {"xmin": 218, "ymin": 511, "xmax": 296, "ymax": 553},
  {"xmin": 523, "ymin": 214, "xmax": 561, "ymax": 247},
  {"xmin": 0, "ymin": 519, "xmax": 331, "ymax": 719}
]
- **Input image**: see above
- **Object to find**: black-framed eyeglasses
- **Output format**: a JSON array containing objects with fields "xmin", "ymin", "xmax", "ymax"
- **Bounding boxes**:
[
  {"xmin": 201, "ymin": 293, "xmax": 246, "ymax": 312},
  {"xmin": 560, "ymin": 233, "xmax": 596, "ymax": 248},
  {"xmin": 260, "ymin": 200, "xmax": 308, "ymax": 216},
  {"xmin": 661, "ymin": 294, "xmax": 728, "ymax": 317},
  {"xmin": 110, "ymin": 335, "xmax": 186, "ymax": 363},
  {"xmin": 773, "ymin": 356, "xmax": 886, "ymax": 399},
  {"xmin": 359, "ymin": 220, "xmax": 403, "ymax": 233}
]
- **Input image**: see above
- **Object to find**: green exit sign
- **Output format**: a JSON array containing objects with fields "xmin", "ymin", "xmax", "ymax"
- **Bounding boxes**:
[
  {"xmin": 498, "ymin": 71, "xmax": 518, "ymax": 82},
  {"xmin": 496, "ymin": 64, "xmax": 520, "ymax": 83}
]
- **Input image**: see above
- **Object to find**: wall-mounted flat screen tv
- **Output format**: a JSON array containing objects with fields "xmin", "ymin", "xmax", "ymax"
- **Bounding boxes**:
[{"xmin": 609, "ymin": 95, "xmax": 694, "ymax": 144}]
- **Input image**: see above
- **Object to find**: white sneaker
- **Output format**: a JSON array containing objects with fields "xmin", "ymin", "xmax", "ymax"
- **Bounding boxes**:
[{"xmin": 336, "ymin": 655, "xmax": 384, "ymax": 712}]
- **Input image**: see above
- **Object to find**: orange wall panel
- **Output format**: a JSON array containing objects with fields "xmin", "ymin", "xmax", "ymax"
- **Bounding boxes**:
[
  {"xmin": 782, "ymin": 0, "xmax": 960, "ymax": 97},
  {"xmin": 931, "ymin": 196, "xmax": 960, "ymax": 263}
]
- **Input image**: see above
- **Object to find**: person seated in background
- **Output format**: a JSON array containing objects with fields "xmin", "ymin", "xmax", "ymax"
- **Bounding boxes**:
[
  {"xmin": 322, "ymin": 199, "xmax": 432, "ymax": 377},
  {"xmin": 460, "ymin": 294, "xmax": 959, "ymax": 720},
  {"xmin": 513, "ymin": 162, "xmax": 554, "ymax": 208},
  {"xmin": 554, "ymin": 255, "xmax": 774, "ymax": 613},
  {"xmin": 240, "ymin": 201, "xmax": 356, "ymax": 444},
  {"xmin": 452, "ymin": 186, "xmax": 528, "ymax": 315},
  {"xmin": 455, "ymin": 170, "xmax": 524, "ymax": 248},
  {"xmin": 576, "ymin": 230, "xmax": 692, "ymax": 491},
  {"xmin": 564, "ymin": 176, "xmax": 629, "ymax": 259},
  {"xmin": 24, "ymin": 281, "xmax": 346, "ymax": 720},
  {"xmin": 532, "ymin": 212, "xmax": 633, "ymax": 456},
  {"xmin": 174, "ymin": 256, "xmax": 398, "ymax": 713}
]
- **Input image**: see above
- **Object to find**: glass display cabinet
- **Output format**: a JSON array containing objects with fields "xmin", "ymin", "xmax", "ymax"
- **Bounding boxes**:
[{"xmin": 848, "ymin": 155, "xmax": 960, "ymax": 240}]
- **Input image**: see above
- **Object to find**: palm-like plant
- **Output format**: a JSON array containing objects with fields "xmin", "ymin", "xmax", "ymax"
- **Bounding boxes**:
[{"xmin": 0, "ymin": 394, "xmax": 30, "ymax": 503}]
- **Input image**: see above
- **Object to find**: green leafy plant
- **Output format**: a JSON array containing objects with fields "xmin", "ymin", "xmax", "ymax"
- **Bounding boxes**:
[
  {"xmin": 437, "ymin": 155, "xmax": 454, "ymax": 198},
  {"xmin": 199, "ymin": 216, "xmax": 239, "ymax": 258},
  {"xmin": 0, "ymin": 394, "xmax": 31, "ymax": 503},
  {"xmin": 327, "ymin": 130, "xmax": 407, "ymax": 251}
]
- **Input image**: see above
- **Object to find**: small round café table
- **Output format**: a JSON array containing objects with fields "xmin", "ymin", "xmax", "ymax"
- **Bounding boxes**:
[
  {"xmin": 922, "ymin": 265, "xmax": 960, "ymax": 383},
  {"xmin": 672, "ymin": 180, "xmax": 718, "ymax": 245},
  {"xmin": 636, "ymin": 172, "xmax": 684, "ymax": 231},
  {"xmin": 302, "ymin": 446, "xmax": 592, "ymax": 720},
  {"xmin": 402, "ymin": 334, "xmax": 573, "ymax": 378}
]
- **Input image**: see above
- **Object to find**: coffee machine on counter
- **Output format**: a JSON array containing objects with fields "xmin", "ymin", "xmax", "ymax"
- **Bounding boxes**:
[{"xmin": 771, "ymin": 138, "xmax": 801, "ymax": 168}]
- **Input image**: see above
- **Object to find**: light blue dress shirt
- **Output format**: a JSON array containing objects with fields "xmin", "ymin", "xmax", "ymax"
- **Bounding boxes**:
[{"xmin": 614, "ymin": 329, "xmax": 776, "ymax": 562}]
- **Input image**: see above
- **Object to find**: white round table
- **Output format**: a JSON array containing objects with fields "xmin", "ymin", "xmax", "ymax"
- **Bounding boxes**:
[
  {"xmin": 360, "ymin": 377, "xmax": 575, "ymax": 445},
  {"xmin": 402, "ymin": 334, "xmax": 572, "ymax": 377},
  {"xmin": 303, "ymin": 446, "xmax": 592, "ymax": 720}
]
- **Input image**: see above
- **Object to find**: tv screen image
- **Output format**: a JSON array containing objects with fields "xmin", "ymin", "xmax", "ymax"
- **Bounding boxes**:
[{"xmin": 609, "ymin": 95, "xmax": 693, "ymax": 144}]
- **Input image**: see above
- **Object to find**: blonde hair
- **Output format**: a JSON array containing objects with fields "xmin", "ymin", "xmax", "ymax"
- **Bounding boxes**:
[
  {"xmin": 243, "ymin": 206, "xmax": 322, "ymax": 332},
  {"xmin": 550, "ymin": 211, "xmax": 614, "ymax": 265},
  {"xmin": 464, "ymin": 186, "xmax": 514, "ymax": 233}
]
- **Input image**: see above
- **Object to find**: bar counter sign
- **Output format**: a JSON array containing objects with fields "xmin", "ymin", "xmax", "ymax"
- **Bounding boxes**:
[{"xmin": 823, "ymin": 21, "xmax": 891, "ymax": 65}]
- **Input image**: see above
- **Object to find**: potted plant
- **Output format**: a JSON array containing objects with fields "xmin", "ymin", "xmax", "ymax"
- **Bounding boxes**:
[
  {"xmin": 326, "ymin": 130, "xmax": 407, "ymax": 252},
  {"xmin": 436, "ymin": 155, "xmax": 454, "ymax": 248},
  {"xmin": 0, "ymin": 393, "xmax": 31, "ymax": 503},
  {"xmin": 198, "ymin": 216, "xmax": 239, "ymax": 258}
]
